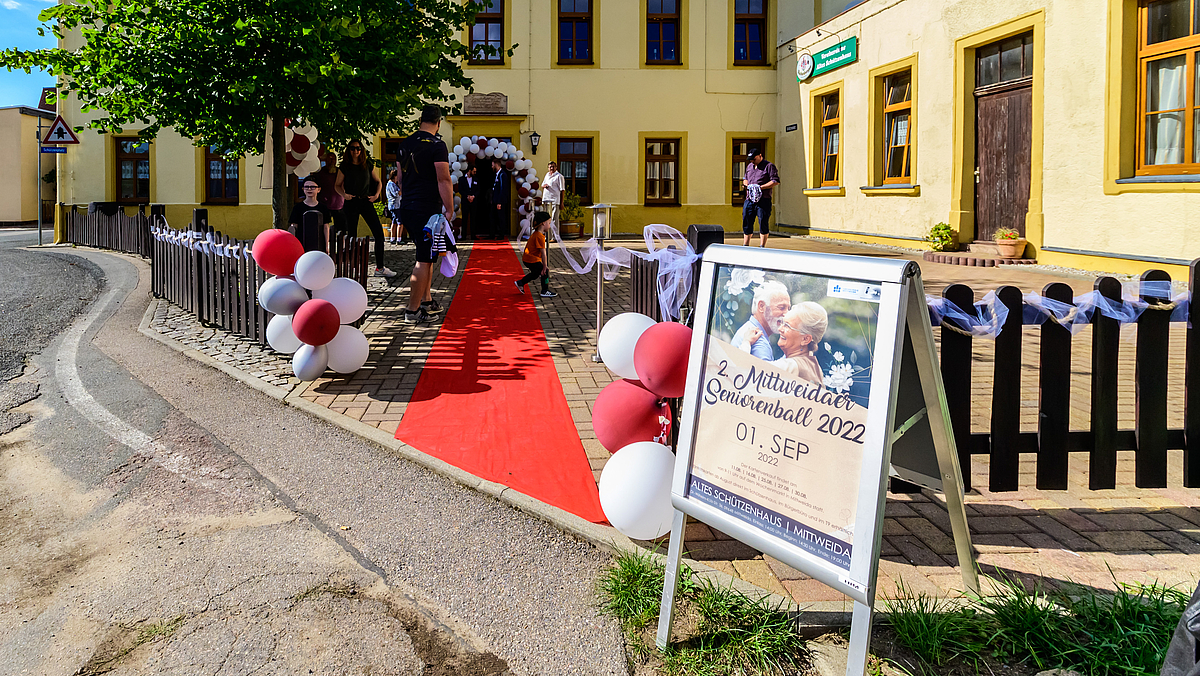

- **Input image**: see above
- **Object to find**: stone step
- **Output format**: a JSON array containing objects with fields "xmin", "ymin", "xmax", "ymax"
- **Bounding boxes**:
[
  {"xmin": 923, "ymin": 251, "xmax": 1038, "ymax": 267},
  {"xmin": 968, "ymin": 241, "xmax": 1000, "ymax": 255}
]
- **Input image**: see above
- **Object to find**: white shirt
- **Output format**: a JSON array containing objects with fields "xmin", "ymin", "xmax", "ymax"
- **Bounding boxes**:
[{"xmin": 542, "ymin": 171, "xmax": 565, "ymax": 204}]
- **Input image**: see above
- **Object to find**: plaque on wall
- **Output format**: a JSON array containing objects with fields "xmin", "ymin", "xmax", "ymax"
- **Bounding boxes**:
[{"xmin": 463, "ymin": 92, "xmax": 508, "ymax": 115}]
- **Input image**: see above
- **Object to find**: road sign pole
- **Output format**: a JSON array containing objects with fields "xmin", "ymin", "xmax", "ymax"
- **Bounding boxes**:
[{"xmin": 37, "ymin": 118, "xmax": 42, "ymax": 246}]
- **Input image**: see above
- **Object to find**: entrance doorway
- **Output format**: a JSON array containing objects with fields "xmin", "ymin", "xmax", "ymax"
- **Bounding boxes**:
[{"xmin": 973, "ymin": 32, "xmax": 1034, "ymax": 242}]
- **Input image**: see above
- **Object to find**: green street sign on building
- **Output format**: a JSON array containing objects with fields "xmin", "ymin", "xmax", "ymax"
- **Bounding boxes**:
[{"xmin": 811, "ymin": 37, "xmax": 858, "ymax": 78}]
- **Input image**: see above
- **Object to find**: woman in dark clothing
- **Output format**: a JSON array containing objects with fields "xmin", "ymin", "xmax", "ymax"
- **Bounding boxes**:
[{"xmin": 335, "ymin": 141, "xmax": 395, "ymax": 278}]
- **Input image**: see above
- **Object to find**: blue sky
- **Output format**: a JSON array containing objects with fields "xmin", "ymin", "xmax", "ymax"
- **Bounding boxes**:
[{"xmin": 0, "ymin": 0, "xmax": 56, "ymax": 108}]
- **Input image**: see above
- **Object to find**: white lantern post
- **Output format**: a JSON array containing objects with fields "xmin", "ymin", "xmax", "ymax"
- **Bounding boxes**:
[{"xmin": 588, "ymin": 204, "xmax": 613, "ymax": 362}]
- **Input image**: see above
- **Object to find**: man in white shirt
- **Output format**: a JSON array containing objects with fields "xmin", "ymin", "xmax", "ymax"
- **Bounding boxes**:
[{"xmin": 540, "ymin": 161, "xmax": 566, "ymax": 234}]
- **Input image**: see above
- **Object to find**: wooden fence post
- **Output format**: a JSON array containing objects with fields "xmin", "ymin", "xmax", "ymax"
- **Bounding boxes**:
[
  {"xmin": 1090, "ymin": 276, "xmax": 1122, "ymax": 489},
  {"xmin": 990, "ymin": 286, "xmax": 1024, "ymax": 492},
  {"xmin": 940, "ymin": 284, "xmax": 975, "ymax": 491},
  {"xmin": 1136, "ymin": 270, "xmax": 1171, "ymax": 487},
  {"xmin": 1037, "ymin": 282, "xmax": 1074, "ymax": 490}
]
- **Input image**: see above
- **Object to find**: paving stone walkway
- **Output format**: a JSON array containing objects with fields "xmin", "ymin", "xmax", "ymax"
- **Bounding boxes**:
[{"xmin": 147, "ymin": 235, "xmax": 1200, "ymax": 611}]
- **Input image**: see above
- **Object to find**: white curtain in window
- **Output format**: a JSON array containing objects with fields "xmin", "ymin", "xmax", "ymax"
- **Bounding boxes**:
[{"xmin": 1147, "ymin": 57, "xmax": 1185, "ymax": 165}]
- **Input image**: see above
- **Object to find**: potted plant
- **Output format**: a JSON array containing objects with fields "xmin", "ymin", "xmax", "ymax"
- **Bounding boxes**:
[
  {"xmin": 925, "ymin": 222, "xmax": 957, "ymax": 252},
  {"xmin": 993, "ymin": 227, "xmax": 1027, "ymax": 259},
  {"xmin": 560, "ymin": 190, "xmax": 585, "ymax": 239}
]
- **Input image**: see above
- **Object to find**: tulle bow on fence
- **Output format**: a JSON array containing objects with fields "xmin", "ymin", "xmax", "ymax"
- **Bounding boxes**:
[{"xmin": 551, "ymin": 223, "xmax": 699, "ymax": 321}]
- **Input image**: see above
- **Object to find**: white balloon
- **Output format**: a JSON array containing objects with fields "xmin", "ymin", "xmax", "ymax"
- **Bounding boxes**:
[
  {"xmin": 293, "ymin": 250, "xmax": 336, "ymax": 291},
  {"xmin": 469, "ymin": 143, "xmax": 480, "ymax": 154},
  {"xmin": 532, "ymin": 189, "xmax": 541, "ymax": 198},
  {"xmin": 599, "ymin": 442, "xmax": 676, "ymax": 541},
  {"xmin": 453, "ymin": 195, "xmax": 461, "ymax": 208},
  {"xmin": 258, "ymin": 276, "xmax": 310, "ymax": 316},
  {"xmin": 518, "ymin": 204, "xmax": 527, "ymax": 216},
  {"xmin": 451, "ymin": 161, "xmax": 461, "ymax": 172},
  {"xmin": 266, "ymin": 314, "xmax": 304, "ymax": 354},
  {"xmin": 477, "ymin": 151, "xmax": 486, "ymax": 159},
  {"xmin": 460, "ymin": 136, "xmax": 471, "ymax": 149},
  {"xmin": 488, "ymin": 138, "xmax": 499, "ymax": 148},
  {"xmin": 312, "ymin": 277, "xmax": 368, "ymax": 324},
  {"xmin": 453, "ymin": 145, "xmax": 463, "ymax": 155},
  {"xmin": 515, "ymin": 150, "xmax": 524, "ymax": 159},
  {"xmin": 297, "ymin": 153, "xmax": 321, "ymax": 177},
  {"xmin": 451, "ymin": 171, "xmax": 462, "ymax": 182},
  {"xmin": 483, "ymin": 146, "xmax": 494, "ymax": 157},
  {"xmin": 292, "ymin": 343, "xmax": 329, "ymax": 381},
  {"xmin": 284, "ymin": 127, "xmax": 295, "ymax": 145},
  {"xmin": 326, "ymin": 325, "xmax": 370, "ymax": 373},
  {"xmin": 599, "ymin": 312, "xmax": 658, "ymax": 379}
]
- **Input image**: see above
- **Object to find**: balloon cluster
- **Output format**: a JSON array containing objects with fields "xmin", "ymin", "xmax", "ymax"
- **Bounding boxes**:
[
  {"xmin": 594, "ymin": 313, "xmax": 694, "ymax": 541},
  {"xmin": 284, "ymin": 124, "xmax": 321, "ymax": 177},
  {"xmin": 252, "ymin": 230, "xmax": 370, "ymax": 381},
  {"xmin": 448, "ymin": 135, "xmax": 542, "ymax": 235}
]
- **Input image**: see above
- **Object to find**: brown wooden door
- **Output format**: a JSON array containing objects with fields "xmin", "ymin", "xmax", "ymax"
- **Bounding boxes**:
[{"xmin": 974, "ymin": 83, "xmax": 1032, "ymax": 241}]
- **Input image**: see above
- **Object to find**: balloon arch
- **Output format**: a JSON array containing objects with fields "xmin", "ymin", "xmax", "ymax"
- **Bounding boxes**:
[{"xmin": 447, "ymin": 135, "xmax": 542, "ymax": 239}]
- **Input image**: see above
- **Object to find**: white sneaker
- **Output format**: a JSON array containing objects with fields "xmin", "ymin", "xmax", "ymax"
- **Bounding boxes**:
[{"xmin": 374, "ymin": 267, "xmax": 398, "ymax": 278}]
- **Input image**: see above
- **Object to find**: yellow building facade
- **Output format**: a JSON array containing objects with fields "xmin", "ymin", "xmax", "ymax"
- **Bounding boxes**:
[
  {"xmin": 54, "ymin": 0, "xmax": 1196, "ymax": 275},
  {"xmin": 0, "ymin": 105, "xmax": 55, "ymax": 226},
  {"xmin": 782, "ymin": 0, "xmax": 1199, "ymax": 276}
]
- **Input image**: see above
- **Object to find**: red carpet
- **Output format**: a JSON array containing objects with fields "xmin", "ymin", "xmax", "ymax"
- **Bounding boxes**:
[{"xmin": 395, "ymin": 241, "xmax": 606, "ymax": 523}]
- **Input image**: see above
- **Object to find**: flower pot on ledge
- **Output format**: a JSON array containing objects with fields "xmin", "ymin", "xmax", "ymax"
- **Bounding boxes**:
[{"xmin": 995, "ymin": 237, "xmax": 1027, "ymax": 259}]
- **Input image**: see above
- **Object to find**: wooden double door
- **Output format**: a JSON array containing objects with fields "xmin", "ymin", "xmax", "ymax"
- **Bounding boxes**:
[{"xmin": 973, "ymin": 32, "xmax": 1034, "ymax": 242}]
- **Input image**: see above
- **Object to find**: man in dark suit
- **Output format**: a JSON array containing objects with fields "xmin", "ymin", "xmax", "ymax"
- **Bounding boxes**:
[
  {"xmin": 457, "ymin": 165, "xmax": 483, "ymax": 240},
  {"xmin": 488, "ymin": 156, "xmax": 509, "ymax": 240}
]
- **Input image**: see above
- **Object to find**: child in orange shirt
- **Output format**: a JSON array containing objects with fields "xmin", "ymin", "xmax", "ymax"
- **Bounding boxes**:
[{"xmin": 515, "ymin": 211, "xmax": 556, "ymax": 298}]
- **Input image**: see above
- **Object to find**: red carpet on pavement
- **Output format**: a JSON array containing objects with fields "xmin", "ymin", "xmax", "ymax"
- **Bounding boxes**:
[{"xmin": 394, "ymin": 240, "xmax": 606, "ymax": 523}]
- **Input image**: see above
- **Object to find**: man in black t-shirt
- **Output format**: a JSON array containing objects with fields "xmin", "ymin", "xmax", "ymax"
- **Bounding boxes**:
[{"xmin": 396, "ymin": 104, "xmax": 455, "ymax": 324}]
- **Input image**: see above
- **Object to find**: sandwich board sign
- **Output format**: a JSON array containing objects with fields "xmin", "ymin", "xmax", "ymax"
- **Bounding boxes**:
[{"xmin": 655, "ymin": 245, "xmax": 977, "ymax": 676}]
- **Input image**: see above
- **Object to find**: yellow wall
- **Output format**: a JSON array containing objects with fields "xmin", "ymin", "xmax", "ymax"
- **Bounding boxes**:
[
  {"xmin": 782, "ymin": 0, "xmax": 1199, "ymax": 273},
  {"xmin": 442, "ymin": 0, "xmax": 800, "ymax": 235},
  {"xmin": 0, "ymin": 107, "xmax": 54, "ymax": 224}
]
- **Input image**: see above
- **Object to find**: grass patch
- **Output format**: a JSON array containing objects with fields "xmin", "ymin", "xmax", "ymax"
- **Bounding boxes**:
[
  {"xmin": 79, "ymin": 615, "xmax": 185, "ymax": 675},
  {"xmin": 291, "ymin": 581, "xmax": 359, "ymax": 604},
  {"xmin": 883, "ymin": 571, "xmax": 1191, "ymax": 676},
  {"xmin": 597, "ymin": 549, "xmax": 810, "ymax": 676}
]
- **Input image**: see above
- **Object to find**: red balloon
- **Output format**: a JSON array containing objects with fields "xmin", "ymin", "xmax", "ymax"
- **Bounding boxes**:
[
  {"xmin": 252, "ymin": 229, "xmax": 305, "ymax": 276},
  {"xmin": 634, "ymin": 322, "xmax": 693, "ymax": 398},
  {"xmin": 529, "ymin": 181, "xmax": 539, "ymax": 191},
  {"xmin": 592, "ymin": 379, "xmax": 671, "ymax": 453},
  {"xmin": 292, "ymin": 299, "xmax": 341, "ymax": 346},
  {"xmin": 290, "ymin": 134, "xmax": 311, "ymax": 154},
  {"xmin": 517, "ymin": 186, "xmax": 530, "ymax": 199},
  {"xmin": 505, "ymin": 159, "xmax": 515, "ymax": 171},
  {"xmin": 286, "ymin": 151, "xmax": 303, "ymax": 167}
]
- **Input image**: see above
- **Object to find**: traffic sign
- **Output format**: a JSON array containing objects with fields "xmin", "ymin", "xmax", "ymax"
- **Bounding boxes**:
[
  {"xmin": 40, "ymin": 146, "xmax": 66, "ymax": 154},
  {"xmin": 42, "ymin": 115, "xmax": 80, "ymax": 144}
]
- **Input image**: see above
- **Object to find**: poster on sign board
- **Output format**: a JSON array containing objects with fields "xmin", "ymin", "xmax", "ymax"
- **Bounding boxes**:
[{"xmin": 687, "ymin": 266, "xmax": 882, "ymax": 574}]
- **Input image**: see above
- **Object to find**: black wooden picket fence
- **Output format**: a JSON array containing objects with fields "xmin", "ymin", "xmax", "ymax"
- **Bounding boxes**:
[
  {"xmin": 629, "ymin": 229, "xmax": 1200, "ymax": 494},
  {"xmin": 151, "ymin": 222, "xmax": 370, "ymax": 346},
  {"xmin": 62, "ymin": 203, "xmax": 157, "ymax": 257}
]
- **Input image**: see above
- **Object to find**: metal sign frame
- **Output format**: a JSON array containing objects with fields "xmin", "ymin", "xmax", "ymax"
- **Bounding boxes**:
[{"xmin": 655, "ymin": 245, "xmax": 976, "ymax": 676}]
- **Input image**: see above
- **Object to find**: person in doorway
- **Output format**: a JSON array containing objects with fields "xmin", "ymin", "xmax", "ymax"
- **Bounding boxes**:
[
  {"xmin": 741, "ymin": 147, "xmax": 780, "ymax": 248},
  {"xmin": 540, "ymin": 161, "xmax": 565, "ymax": 233},
  {"xmin": 514, "ymin": 211, "xmax": 556, "ymax": 298},
  {"xmin": 312, "ymin": 147, "xmax": 347, "ymax": 251},
  {"xmin": 289, "ymin": 175, "xmax": 332, "ymax": 250},
  {"xmin": 336, "ymin": 141, "xmax": 395, "ymax": 277},
  {"xmin": 739, "ymin": 302, "xmax": 828, "ymax": 387},
  {"xmin": 396, "ymin": 104, "xmax": 455, "ymax": 324},
  {"xmin": 385, "ymin": 168, "xmax": 406, "ymax": 244},
  {"xmin": 488, "ymin": 156, "xmax": 510, "ymax": 240},
  {"xmin": 456, "ymin": 164, "xmax": 483, "ymax": 240},
  {"xmin": 731, "ymin": 280, "xmax": 791, "ymax": 361}
]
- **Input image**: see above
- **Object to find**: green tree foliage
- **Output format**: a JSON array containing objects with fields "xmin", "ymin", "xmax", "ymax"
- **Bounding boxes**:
[{"xmin": 1, "ymin": 0, "xmax": 507, "ymax": 227}]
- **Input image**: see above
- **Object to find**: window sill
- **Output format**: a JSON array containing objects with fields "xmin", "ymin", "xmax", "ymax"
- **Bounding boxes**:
[
  {"xmin": 803, "ymin": 187, "xmax": 845, "ymax": 197},
  {"xmin": 644, "ymin": 202, "xmax": 681, "ymax": 207},
  {"xmin": 1116, "ymin": 174, "xmax": 1200, "ymax": 184},
  {"xmin": 860, "ymin": 184, "xmax": 920, "ymax": 196}
]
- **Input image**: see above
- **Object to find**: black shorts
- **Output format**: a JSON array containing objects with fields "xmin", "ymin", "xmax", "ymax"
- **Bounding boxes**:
[{"xmin": 401, "ymin": 209, "xmax": 439, "ymax": 264}]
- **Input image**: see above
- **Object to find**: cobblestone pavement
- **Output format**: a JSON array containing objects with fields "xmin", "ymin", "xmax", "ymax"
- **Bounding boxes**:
[{"xmin": 149, "ymin": 235, "xmax": 1200, "ymax": 610}]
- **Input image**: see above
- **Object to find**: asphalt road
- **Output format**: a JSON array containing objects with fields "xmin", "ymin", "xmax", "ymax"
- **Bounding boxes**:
[{"xmin": 0, "ymin": 241, "xmax": 627, "ymax": 675}]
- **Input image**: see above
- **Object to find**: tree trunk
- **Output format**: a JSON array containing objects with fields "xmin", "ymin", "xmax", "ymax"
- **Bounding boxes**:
[{"xmin": 272, "ymin": 117, "xmax": 287, "ymax": 230}]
